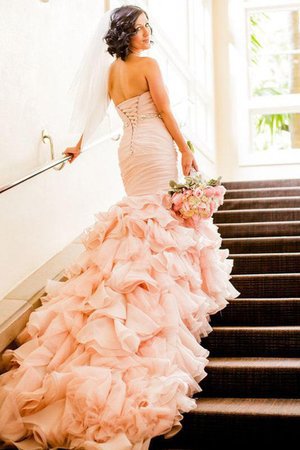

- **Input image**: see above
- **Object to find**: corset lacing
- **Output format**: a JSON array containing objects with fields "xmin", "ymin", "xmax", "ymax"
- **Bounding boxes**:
[
  {"xmin": 123, "ymin": 112, "xmax": 162, "ymax": 127},
  {"xmin": 118, "ymin": 94, "xmax": 162, "ymax": 154},
  {"xmin": 123, "ymin": 111, "xmax": 162, "ymax": 154}
]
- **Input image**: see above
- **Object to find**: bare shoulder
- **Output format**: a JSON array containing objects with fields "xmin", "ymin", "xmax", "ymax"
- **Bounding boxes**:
[
  {"xmin": 109, "ymin": 59, "xmax": 118, "ymax": 71},
  {"xmin": 142, "ymin": 56, "xmax": 160, "ymax": 70},
  {"xmin": 142, "ymin": 56, "xmax": 158, "ymax": 63}
]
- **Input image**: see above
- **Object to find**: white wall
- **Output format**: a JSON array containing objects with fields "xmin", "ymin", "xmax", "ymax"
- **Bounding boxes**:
[{"xmin": 0, "ymin": 0, "xmax": 125, "ymax": 298}]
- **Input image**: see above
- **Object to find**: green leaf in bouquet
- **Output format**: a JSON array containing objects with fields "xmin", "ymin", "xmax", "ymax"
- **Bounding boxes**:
[
  {"xmin": 207, "ymin": 176, "xmax": 222, "ymax": 187},
  {"xmin": 187, "ymin": 140, "xmax": 195, "ymax": 153},
  {"xmin": 185, "ymin": 177, "xmax": 195, "ymax": 185},
  {"xmin": 169, "ymin": 180, "xmax": 178, "ymax": 188}
]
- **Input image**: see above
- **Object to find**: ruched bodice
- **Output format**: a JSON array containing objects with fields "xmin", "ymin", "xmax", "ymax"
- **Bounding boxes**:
[{"xmin": 116, "ymin": 91, "xmax": 178, "ymax": 196}]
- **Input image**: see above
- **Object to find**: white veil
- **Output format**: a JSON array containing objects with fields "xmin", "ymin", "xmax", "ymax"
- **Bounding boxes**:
[{"xmin": 67, "ymin": 8, "xmax": 115, "ymax": 149}]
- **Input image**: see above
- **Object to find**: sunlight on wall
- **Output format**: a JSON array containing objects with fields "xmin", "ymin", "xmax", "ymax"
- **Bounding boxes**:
[{"xmin": 0, "ymin": 0, "xmax": 124, "ymax": 298}]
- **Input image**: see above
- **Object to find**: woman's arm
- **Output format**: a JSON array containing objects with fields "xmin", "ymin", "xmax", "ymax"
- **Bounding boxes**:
[
  {"xmin": 63, "ymin": 134, "xmax": 82, "ymax": 163},
  {"xmin": 144, "ymin": 57, "xmax": 198, "ymax": 175},
  {"xmin": 76, "ymin": 134, "xmax": 83, "ymax": 150}
]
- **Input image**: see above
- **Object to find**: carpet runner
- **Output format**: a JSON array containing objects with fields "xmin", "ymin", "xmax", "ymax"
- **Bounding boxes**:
[{"xmin": 150, "ymin": 178, "xmax": 300, "ymax": 448}]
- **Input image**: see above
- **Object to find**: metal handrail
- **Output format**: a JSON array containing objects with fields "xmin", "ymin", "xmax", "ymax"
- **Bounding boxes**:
[
  {"xmin": 42, "ymin": 129, "xmax": 65, "ymax": 171},
  {"xmin": 0, "ymin": 129, "xmax": 121, "ymax": 194},
  {"xmin": 0, "ymin": 96, "xmax": 192, "ymax": 195}
]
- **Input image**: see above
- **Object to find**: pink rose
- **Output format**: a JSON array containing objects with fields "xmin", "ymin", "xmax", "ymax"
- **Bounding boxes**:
[
  {"xmin": 209, "ymin": 200, "xmax": 216, "ymax": 214},
  {"xmin": 194, "ymin": 187, "xmax": 203, "ymax": 197},
  {"xmin": 192, "ymin": 215, "xmax": 200, "ymax": 227},
  {"xmin": 171, "ymin": 192, "xmax": 183, "ymax": 212},
  {"xmin": 204, "ymin": 186, "xmax": 215, "ymax": 198},
  {"xmin": 162, "ymin": 194, "xmax": 172, "ymax": 209},
  {"xmin": 214, "ymin": 185, "xmax": 226, "ymax": 198},
  {"xmin": 201, "ymin": 210, "xmax": 211, "ymax": 219},
  {"xmin": 172, "ymin": 192, "xmax": 183, "ymax": 205}
]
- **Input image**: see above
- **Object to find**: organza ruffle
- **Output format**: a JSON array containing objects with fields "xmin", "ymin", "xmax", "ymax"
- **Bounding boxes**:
[{"xmin": 0, "ymin": 192, "xmax": 239, "ymax": 450}]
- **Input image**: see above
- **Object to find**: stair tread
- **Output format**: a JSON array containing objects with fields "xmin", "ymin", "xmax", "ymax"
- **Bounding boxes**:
[
  {"xmin": 193, "ymin": 397, "xmax": 300, "ymax": 416},
  {"xmin": 231, "ymin": 252, "xmax": 300, "ymax": 257},
  {"xmin": 218, "ymin": 220, "xmax": 300, "ymax": 225},
  {"xmin": 228, "ymin": 297, "xmax": 300, "ymax": 301},
  {"xmin": 227, "ymin": 186, "xmax": 300, "ymax": 193},
  {"xmin": 223, "ymin": 235, "xmax": 300, "ymax": 241},
  {"xmin": 232, "ymin": 272, "xmax": 300, "ymax": 277},
  {"xmin": 208, "ymin": 357, "xmax": 300, "ymax": 368},
  {"xmin": 224, "ymin": 178, "xmax": 300, "ymax": 188},
  {"xmin": 224, "ymin": 195, "xmax": 300, "ymax": 201},
  {"xmin": 216, "ymin": 207, "xmax": 300, "ymax": 213},
  {"xmin": 210, "ymin": 326, "xmax": 300, "ymax": 331}
]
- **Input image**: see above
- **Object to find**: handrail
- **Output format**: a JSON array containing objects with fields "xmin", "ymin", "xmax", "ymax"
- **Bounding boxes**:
[
  {"xmin": 0, "ymin": 155, "xmax": 72, "ymax": 194},
  {"xmin": 42, "ymin": 129, "xmax": 65, "ymax": 171},
  {"xmin": 0, "ymin": 129, "xmax": 121, "ymax": 194},
  {"xmin": 0, "ymin": 97, "xmax": 192, "ymax": 195}
]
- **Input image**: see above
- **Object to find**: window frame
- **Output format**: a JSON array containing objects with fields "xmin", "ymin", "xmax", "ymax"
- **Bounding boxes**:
[{"xmin": 238, "ymin": 0, "xmax": 300, "ymax": 166}]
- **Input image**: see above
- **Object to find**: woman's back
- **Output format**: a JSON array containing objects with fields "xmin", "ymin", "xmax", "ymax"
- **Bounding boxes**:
[
  {"xmin": 114, "ymin": 79, "xmax": 178, "ymax": 196},
  {"xmin": 108, "ymin": 56, "xmax": 150, "ymax": 106}
]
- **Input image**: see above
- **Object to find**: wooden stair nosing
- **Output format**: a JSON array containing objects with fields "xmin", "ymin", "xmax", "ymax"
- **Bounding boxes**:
[
  {"xmin": 221, "ymin": 196, "xmax": 300, "ymax": 210},
  {"xmin": 226, "ymin": 186, "xmax": 300, "ymax": 195},
  {"xmin": 192, "ymin": 397, "xmax": 300, "ymax": 416},
  {"xmin": 223, "ymin": 178, "xmax": 300, "ymax": 189},
  {"xmin": 208, "ymin": 325, "xmax": 300, "ymax": 331},
  {"xmin": 232, "ymin": 272, "xmax": 300, "ymax": 279},
  {"xmin": 218, "ymin": 221, "xmax": 300, "ymax": 226},
  {"xmin": 207, "ymin": 356, "xmax": 300, "ymax": 370},
  {"xmin": 230, "ymin": 252, "xmax": 300, "ymax": 257}
]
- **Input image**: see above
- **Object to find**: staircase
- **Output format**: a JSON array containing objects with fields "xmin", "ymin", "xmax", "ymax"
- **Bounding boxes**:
[{"xmin": 150, "ymin": 178, "xmax": 300, "ymax": 449}]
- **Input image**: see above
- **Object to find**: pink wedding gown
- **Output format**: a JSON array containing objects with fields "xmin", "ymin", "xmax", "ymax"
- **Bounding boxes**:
[{"xmin": 0, "ymin": 91, "xmax": 239, "ymax": 450}]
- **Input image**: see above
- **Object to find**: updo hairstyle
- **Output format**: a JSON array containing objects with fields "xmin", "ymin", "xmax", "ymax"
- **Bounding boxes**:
[{"xmin": 104, "ymin": 5, "xmax": 153, "ymax": 61}]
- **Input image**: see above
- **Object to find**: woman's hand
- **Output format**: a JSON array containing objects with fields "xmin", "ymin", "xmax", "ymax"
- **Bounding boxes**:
[
  {"xmin": 181, "ymin": 147, "xmax": 199, "ymax": 176},
  {"xmin": 63, "ymin": 145, "xmax": 81, "ymax": 164}
]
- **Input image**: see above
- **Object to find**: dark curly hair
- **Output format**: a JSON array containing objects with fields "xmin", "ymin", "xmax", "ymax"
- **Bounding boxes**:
[{"xmin": 103, "ymin": 5, "xmax": 154, "ymax": 61}]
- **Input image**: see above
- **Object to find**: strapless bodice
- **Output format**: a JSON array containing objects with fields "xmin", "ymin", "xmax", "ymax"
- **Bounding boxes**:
[
  {"xmin": 116, "ymin": 91, "xmax": 161, "ymax": 128},
  {"xmin": 115, "ymin": 90, "xmax": 178, "ymax": 197}
]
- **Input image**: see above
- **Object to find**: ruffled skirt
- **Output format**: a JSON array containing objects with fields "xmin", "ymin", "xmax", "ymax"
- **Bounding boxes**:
[{"xmin": 0, "ymin": 192, "xmax": 239, "ymax": 450}]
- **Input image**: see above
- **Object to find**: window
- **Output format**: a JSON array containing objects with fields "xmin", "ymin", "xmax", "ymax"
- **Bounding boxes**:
[{"xmin": 240, "ymin": 0, "xmax": 300, "ymax": 164}]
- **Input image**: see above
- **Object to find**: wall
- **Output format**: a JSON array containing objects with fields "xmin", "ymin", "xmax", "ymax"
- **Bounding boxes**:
[{"xmin": 0, "ymin": 0, "xmax": 124, "ymax": 298}]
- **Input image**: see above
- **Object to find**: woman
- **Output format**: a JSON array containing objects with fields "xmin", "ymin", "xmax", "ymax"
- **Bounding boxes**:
[
  {"xmin": 66, "ymin": 5, "xmax": 198, "ymax": 187},
  {"xmin": 0, "ymin": 5, "xmax": 239, "ymax": 450}
]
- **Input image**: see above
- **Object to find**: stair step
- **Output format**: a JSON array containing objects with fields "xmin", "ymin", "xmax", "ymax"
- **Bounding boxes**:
[
  {"xmin": 218, "ymin": 221, "xmax": 300, "ymax": 238},
  {"xmin": 222, "ymin": 236, "xmax": 300, "ymax": 253},
  {"xmin": 211, "ymin": 298, "xmax": 300, "ymax": 326},
  {"xmin": 150, "ymin": 398, "xmax": 300, "ymax": 448},
  {"xmin": 223, "ymin": 178, "xmax": 300, "ymax": 190},
  {"xmin": 231, "ymin": 253, "xmax": 300, "ymax": 274},
  {"xmin": 154, "ymin": 178, "xmax": 300, "ymax": 450},
  {"xmin": 194, "ymin": 395, "xmax": 300, "ymax": 415},
  {"xmin": 203, "ymin": 326, "xmax": 300, "ymax": 357},
  {"xmin": 232, "ymin": 273, "xmax": 300, "ymax": 298},
  {"xmin": 225, "ymin": 186, "xmax": 300, "ymax": 199},
  {"xmin": 221, "ymin": 196, "xmax": 300, "ymax": 210},
  {"xmin": 214, "ymin": 208, "xmax": 300, "ymax": 223},
  {"xmin": 199, "ymin": 357, "xmax": 300, "ymax": 398}
]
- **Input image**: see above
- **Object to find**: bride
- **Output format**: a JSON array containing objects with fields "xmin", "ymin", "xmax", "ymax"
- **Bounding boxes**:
[{"xmin": 0, "ymin": 5, "xmax": 239, "ymax": 450}]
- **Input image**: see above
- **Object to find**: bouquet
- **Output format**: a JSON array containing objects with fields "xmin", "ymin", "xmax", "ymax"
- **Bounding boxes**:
[{"xmin": 167, "ymin": 141, "xmax": 226, "ymax": 229}]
